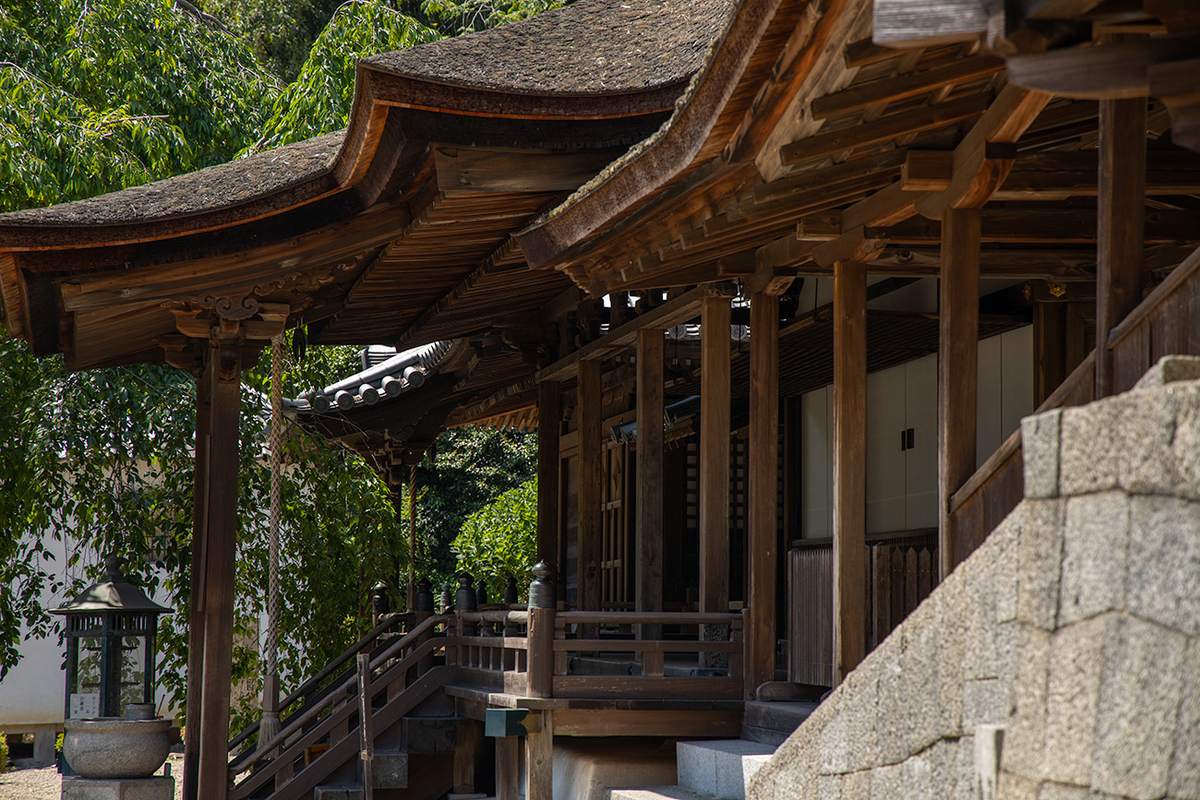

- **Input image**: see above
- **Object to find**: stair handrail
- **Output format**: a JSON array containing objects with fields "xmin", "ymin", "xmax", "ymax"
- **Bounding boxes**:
[
  {"xmin": 231, "ymin": 613, "xmax": 451, "ymax": 778},
  {"xmin": 228, "ymin": 610, "xmax": 416, "ymax": 753}
]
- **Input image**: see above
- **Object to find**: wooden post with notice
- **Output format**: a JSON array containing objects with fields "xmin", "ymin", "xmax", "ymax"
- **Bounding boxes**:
[{"xmin": 356, "ymin": 652, "xmax": 375, "ymax": 800}]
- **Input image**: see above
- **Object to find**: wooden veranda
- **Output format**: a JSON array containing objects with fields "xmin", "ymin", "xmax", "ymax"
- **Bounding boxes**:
[{"xmin": 4, "ymin": 0, "xmax": 1200, "ymax": 798}]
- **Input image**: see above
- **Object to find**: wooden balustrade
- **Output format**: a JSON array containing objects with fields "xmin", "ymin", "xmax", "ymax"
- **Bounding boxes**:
[{"xmin": 949, "ymin": 243, "xmax": 1200, "ymax": 566}]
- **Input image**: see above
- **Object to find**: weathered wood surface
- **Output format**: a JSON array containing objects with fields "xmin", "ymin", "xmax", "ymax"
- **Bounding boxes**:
[
  {"xmin": 1096, "ymin": 97, "xmax": 1147, "ymax": 397},
  {"xmin": 746, "ymin": 291, "xmax": 780, "ymax": 698},
  {"xmin": 832, "ymin": 258, "xmax": 867, "ymax": 685},
  {"xmin": 637, "ymin": 328, "xmax": 665, "ymax": 619},
  {"xmin": 578, "ymin": 360, "xmax": 603, "ymax": 615},
  {"xmin": 789, "ymin": 546, "xmax": 832, "ymax": 687},
  {"xmin": 197, "ymin": 341, "xmax": 243, "ymax": 800},
  {"xmin": 537, "ymin": 381, "xmax": 561, "ymax": 572},
  {"xmin": 698, "ymin": 296, "xmax": 731, "ymax": 615},
  {"xmin": 937, "ymin": 208, "xmax": 980, "ymax": 578},
  {"xmin": 551, "ymin": 709, "xmax": 742, "ymax": 737}
]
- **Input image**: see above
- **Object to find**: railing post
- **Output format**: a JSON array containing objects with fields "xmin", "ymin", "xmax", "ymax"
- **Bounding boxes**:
[
  {"xmin": 414, "ymin": 578, "xmax": 435, "ymax": 677},
  {"xmin": 356, "ymin": 652, "xmax": 375, "ymax": 800},
  {"xmin": 371, "ymin": 581, "xmax": 389, "ymax": 629},
  {"xmin": 504, "ymin": 576, "xmax": 519, "ymax": 607},
  {"xmin": 440, "ymin": 583, "xmax": 454, "ymax": 615},
  {"xmin": 476, "ymin": 577, "xmax": 489, "ymax": 608},
  {"xmin": 527, "ymin": 561, "xmax": 555, "ymax": 698}
]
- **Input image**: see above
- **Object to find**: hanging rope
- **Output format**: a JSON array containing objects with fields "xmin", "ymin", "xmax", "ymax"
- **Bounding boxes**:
[{"xmin": 259, "ymin": 333, "xmax": 284, "ymax": 750}]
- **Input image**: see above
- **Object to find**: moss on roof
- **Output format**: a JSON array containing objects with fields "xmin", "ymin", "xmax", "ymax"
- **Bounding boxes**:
[
  {"xmin": 364, "ymin": 0, "xmax": 735, "ymax": 95},
  {"xmin": 0, "ymin": 131, "xmax": 343, "ymax": 227}
]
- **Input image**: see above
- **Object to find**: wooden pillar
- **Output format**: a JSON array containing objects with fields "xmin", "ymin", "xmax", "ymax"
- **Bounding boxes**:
[
  {"xmin": 196, "ymin": 337, "xmax": 244, "ymax": 800},
  {"xmin": 1034, "ymin": 303, "xmax": 1068, "ymax": 406},
  {"xmin": 1096, "ymin": 97, "xmax": 1147, "ymax": 397},
  {"xmin": 453, "ymin": 720, "xmax": 482, "ymax": 794},
  {"xmin": 537, "ymin": 381, "xmax": 561, "ymax": 574},
  {"xmin": 938, "ymin": 208, "xmax": 981, "ymax": 579},
  {"xmin": 746, "ymin": 291, "xmax": 779, "ymax": 697},
  {"xmin": 496, "ymin": 736, "xmax": 520, "ymax": 800},
  {"xmin": 407, "ymin": 464, "xmax": 417, "ymax": 610},
  {"xmin": 698, "ymin": 296, "xmax": 731, "ymax": 614},
  {"xmin": 832, "ymin": 260, "xmax": 867, "ymax": 686},
  {"xmin": 636, "ymin": 329, "xmax": 664, "ymax": 615},
  {"xmin": 577, "ymin": 360, "xmax": 602, "ymax": 613},
  {"xmin": 525, "ymin": 711, "xmax": 553, "ymax": 800},
  {"xmin": 183, "ymin": 355, "xmax": 211, "ymax": 800}
]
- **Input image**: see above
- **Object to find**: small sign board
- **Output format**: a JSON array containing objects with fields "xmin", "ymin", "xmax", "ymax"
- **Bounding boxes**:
[{"xmin": 69, "ymin": 692, "xmax": 100, "ymax": 719}]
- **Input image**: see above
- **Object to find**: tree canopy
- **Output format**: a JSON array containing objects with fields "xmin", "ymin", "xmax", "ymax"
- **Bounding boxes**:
[{"xmin": 0, "ymin": 0, "xmax": 548, "ymax": 727}]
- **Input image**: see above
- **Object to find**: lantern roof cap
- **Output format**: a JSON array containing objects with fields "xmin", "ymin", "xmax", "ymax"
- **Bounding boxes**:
[{"xmin": 52, "ymin": 556, "xmax": 172, "ymax": 616}]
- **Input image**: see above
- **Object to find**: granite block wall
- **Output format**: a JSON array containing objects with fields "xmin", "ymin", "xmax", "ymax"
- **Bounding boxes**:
[{"xmin": 748, "ymin": 357, "xmax": 1200, "ymax": 800}]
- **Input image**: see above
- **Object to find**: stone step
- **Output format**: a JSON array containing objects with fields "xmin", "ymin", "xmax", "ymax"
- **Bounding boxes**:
[
  {"xmin": 740, "ymin": 700, "xmax": 819, "ymax": 747},
  {"xmin": 367, "ymin": 748, "xmax": 408, "ymax": 789},
  {"xmin": 608, "ymin": 787, "xmax": 714, "ymax": 800},
  {"xmin": 402, "ymin": 714, "xmax": 464, "ymax": 754},
  {"xmin": 676, "ymin": 740, "xmax": 776, "ymax": 800},
  {"xmin": 314, "ymin": 786, "xmax": 364, "ymax": 800}
]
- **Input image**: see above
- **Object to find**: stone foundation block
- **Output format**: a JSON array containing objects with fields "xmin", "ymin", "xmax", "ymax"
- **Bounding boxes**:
[
  {"xmin": 1017, "ymin": 500, "xmax": 1064, "ymax": 631},
  {"xmin": 313, "ymin": 787, "xmax": 364, "ymax": 800},
  {"xmin": 61, "ymin": 776, "xmax": 174, "ymax": 800},
  {"xmin": 1059, "ymin": 400, "xmax": 1121, "ymax": 495},
  {"xmin": 1132, "ymin": 355, "xmax": 1200, "ymax": 389},
  {"xmin": 1022, "ymin": 410, "xmax": 1061, "ymax": 498},
  {"xmin": 1127, "ymin": 495, "xmax": 1200, "ymax": 636},
  {"xmin": 1169, "ymin": 637, "xmax": 1200, "ymax": 799},
  {"xmin": 1058, "ymin": 492, "xmax": 1129, "ymax": 627},
  {"xmin": 1092, "ymin": 616, "xmax": 1186, "ymax": 799},
  {"xmin": 1043, "ymin": 616, "xmax": 1106, "ymax": 787}
]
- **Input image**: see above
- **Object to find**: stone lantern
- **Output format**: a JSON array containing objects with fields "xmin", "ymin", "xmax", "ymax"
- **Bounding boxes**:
[{"xmin": 52, "ymin": 555, "xmax": 172, "ymax": 722}]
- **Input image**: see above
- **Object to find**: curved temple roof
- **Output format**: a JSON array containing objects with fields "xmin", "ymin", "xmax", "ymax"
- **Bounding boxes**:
[
  {"xmin": 364, "ymin": 0, "xmax": 732, "ymax": 96},
  {"xmin": 0, "ymin": 0, "xmax": 736, "ymax": 373}
]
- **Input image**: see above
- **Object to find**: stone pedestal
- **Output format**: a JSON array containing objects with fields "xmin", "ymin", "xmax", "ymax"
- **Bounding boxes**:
[{"xmin": 61, "ymin": 776, "xmax": 174, "ymax": 800}]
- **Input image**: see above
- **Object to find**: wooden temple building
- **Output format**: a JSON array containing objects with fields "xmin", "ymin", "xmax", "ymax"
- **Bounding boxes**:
[{"xmin": 3, "ymin": 0, "xmax": 1200, "ymax": 797}]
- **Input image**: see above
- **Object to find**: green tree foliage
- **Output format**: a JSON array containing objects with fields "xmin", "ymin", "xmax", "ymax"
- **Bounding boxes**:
[
  {"xmin": 0, "ymin": 0, "xmax": 277, "ymax": 210},
  {"xmin": 0, "ymin": 0, "xmax": 543, "ymax": 729},
  {"xmin": 248, "ymin": 1, "xmax": 439, "ymax": 152},
  {"xmin": 414, "ymin": 428, "xmax": 536, "ymax": 583},
  {"xmin": 452, "ymin": 479, "xmax": 537, "ymax": 601}
]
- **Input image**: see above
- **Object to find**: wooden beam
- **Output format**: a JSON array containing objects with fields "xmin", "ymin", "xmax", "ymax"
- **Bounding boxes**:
[
  {"xmin": 780, "ymin": 95, "xmax": 990, "ymax": 169},
  {"xmin": 747, "ymin": 291, "xmax": 779, "ymax": 698},
  {"xmin": 1149, "ymin": 57, "xmax": 1200, "ymax": 153},
  {"xmin": 1096, "ymin": 97, "xmax": 1147, "ymax": 396},
  {"xmin": 812, "ymin": 56, "xmax": 1005, "ymax": 120},
  {"xmin": 577, "ymin": 361, "xmax": 603, "ymax": 613},
  {"xmin": 1006, "ymin": 35, "xmax": 1200, "ymax": 99},
  {"xmin": 183, "ymin": 359, "xmax": 211, "ymax": 800},
  {"xmin": 536, "ymin": 285, "xmax": 729, "ymax": 383},
  {"xmin": 196, "ymin": 338, "xmax": 245, "ymax": 800},
  {"xmin": 636, "ymin": 329, "xmax": 665, "ymax": 617},
  {"xmin": 434, "ymin": 146, "xmax": 622, "ymax": 194},
  {"xmin": 698, "ymin": 297, "xmax": 731, "ymax": 615},
  {"xmin": 536, "ymin": 381, "xmax": 561, "ymax": 574},
  {"xmin": 832, "ymin": 259, "xmax": 868, "ymax": 685},
  {"xmin": 916, "ymin": 84, "xmax": 1052, "ymax": 218},
  {"xmin": 937, "ymin": 208, "xmax": 981, "ymax": 579},
  {"xmin": 873, "ymin": 0, "xmax": 990, "ymax": 48}
]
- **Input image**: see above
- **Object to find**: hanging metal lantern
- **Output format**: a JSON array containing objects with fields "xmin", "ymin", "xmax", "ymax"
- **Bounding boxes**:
[{"xmin": 52, "ymin": 556, "xmax": 171, "ymax": 721}]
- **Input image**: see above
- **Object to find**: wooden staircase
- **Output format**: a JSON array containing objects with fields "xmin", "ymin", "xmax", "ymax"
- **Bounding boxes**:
[{"xmin": 228, "ymin": 614, "xmax": 458, "ymax": 800}]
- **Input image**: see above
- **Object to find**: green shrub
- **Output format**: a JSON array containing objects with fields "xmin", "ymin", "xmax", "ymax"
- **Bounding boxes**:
[{"xmin": 1, "ymin": 732, "xmax": 9, "ymax": 772}]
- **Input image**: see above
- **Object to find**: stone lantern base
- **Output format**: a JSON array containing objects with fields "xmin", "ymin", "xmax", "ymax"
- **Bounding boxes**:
[{"xmin": 61, "ymin": 775, "xmax": 174, "ymax": 800}]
